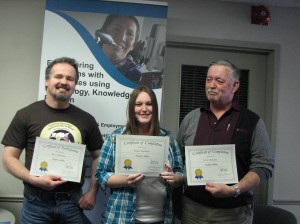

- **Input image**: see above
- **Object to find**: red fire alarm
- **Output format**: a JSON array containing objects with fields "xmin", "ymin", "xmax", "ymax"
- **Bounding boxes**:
[{"xmin": 251, "ymin": 6, "xmax": 270, "ymax": 25}]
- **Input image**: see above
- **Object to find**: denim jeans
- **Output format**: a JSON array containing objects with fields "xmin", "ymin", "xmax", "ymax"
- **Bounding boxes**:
[{"xmin": 21, "ymin": 186, "xmax": 83, "ymax": 224}]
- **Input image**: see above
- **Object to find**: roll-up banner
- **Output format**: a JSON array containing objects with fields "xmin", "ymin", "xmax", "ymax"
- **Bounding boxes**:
[{"xmin": 38, "ymin": 0, "xmax": 168, "ymax": 223}]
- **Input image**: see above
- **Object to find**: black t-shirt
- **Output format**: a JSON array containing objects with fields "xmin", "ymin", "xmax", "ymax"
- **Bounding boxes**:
[{"xmin": 2, "ymin": 100, "xmax": 104, "ymax": 191}]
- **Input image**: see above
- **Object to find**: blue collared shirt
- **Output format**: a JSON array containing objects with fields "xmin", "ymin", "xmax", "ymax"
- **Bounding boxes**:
[{"xmin": 96, "ymin": 127, "xmax": 184, "ymax": 224}]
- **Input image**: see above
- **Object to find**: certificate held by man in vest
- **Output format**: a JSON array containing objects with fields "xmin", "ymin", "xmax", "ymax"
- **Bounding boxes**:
[{"xmin": 185, "ymin": 144, "xmax": 238, "ymax": 186}]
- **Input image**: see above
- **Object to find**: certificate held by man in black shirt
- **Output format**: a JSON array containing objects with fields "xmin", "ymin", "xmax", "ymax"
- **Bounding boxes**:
[{"xmin": 30, "ymin": 137, "xmax": 86, "ymax": 183}]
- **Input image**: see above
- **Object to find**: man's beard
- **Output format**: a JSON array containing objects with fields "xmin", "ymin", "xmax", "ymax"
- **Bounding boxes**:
[
  {"xmin": 52, "ymin": 84, "xmax": 71, "ymax": 102},
  {"xmin": 53, "ymin": 93, "xmax": 69, "ymax": 102}
]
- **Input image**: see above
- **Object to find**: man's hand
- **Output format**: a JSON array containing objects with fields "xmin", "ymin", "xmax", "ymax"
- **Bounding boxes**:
[
  {"xmin": 31, "ymin": 175, "xmax": 67, "ymax": 191},
  {"xmin": 205, "ymin": 182, "xmax": 235, "ymax": 198},
  {"xmin": 78, "ymin": 190, "xmax": 97, "ymax": 210}
]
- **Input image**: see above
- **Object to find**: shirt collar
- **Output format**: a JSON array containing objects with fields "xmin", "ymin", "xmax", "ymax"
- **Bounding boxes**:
[{"xmin": 201, "ymin": 100, "xmax": 241, "ymax": 113}]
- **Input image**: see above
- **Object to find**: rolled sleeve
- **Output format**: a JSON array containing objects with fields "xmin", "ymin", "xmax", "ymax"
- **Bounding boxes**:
[
  {"xmin": 96, "ymin": 133, "xmax": 116, "ymax": 191},
  {"xmin": 250, "ymin": 118, "xmax": 275, "ymax": 181},
  {"xmin": 170, "ymin": 135, "xmax": 184, "ymax": 176}
]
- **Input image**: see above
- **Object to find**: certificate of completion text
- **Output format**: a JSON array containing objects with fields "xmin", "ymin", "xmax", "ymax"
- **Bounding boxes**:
[
  {"xmin": 185, "ymin": 144, "xmax": 238, "ymax": 186},
  {"xmin": 30, "ymin": 137, "xmax": 86, "ymax": 183},
  {"xmin": 115, "ymin": 135, "xmax": 169, "ymax": 176}
]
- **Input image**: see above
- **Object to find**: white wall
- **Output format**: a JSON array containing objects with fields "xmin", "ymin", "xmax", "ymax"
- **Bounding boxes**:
[
  {"xmin": 166, "ymin": 0, "xmax": 300, "ymax": 220},
  {"xmin": 1, "ymin": 0, "xmax": 299, "ymax": 222},
  {"xmin": 0, "ymin": 1, "xmax": 45, "ymax": 223}
]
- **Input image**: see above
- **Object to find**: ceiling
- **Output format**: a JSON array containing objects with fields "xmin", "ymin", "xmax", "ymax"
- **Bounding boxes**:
[
  {"xmin": 148, "ymin": 0, "xmax": 300, "ymax": 8},
  {"xmin": 221, "ymin": 0, "xmax": 300, "ymax": 8}
]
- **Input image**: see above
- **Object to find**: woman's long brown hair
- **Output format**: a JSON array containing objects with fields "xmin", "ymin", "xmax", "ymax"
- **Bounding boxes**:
[{"xmin": 124, "ymin": 85, "xmax": 160, "ymax": 136}]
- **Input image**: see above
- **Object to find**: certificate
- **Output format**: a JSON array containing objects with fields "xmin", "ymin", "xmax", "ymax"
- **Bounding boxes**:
[
  {"xmin": 115, "ymin": 135, "xmax": 169, "ymax": 176},
  {"xmin": 185, "ymin": 144, "xmax": 238, "ymax": 186},
  {"xmin": 30, "ymin": 137, "xmax": 86, "ymax": 183}
]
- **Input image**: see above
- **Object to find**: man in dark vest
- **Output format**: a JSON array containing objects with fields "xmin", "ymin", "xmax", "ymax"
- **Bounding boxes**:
[{"xmin": 177, "ymin": 60, "xmax": 274, "ymax": 224}]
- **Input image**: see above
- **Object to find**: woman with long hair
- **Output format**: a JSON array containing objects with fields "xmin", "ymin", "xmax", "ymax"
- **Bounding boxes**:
[{"xmin": 96, "ymin": 85, "xmax": 183, "ymax": 224}]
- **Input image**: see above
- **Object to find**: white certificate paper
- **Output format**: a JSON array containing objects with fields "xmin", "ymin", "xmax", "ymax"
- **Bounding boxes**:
[
  {"xmin": 115, "ymin": 135, "xmax": 169, "ymax": 176},
  {"xmin": 185, "ymin": 144, "xmax": 238, "ymax": 186},
  {"xmin": 30, "ymin": 137, "xmax": 86, "ymax": 183}
]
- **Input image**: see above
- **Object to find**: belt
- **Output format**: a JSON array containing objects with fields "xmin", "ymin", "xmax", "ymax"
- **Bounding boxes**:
[
  {"xmin": 135, "ymin": 222, "xmax": 164, "ymax": 224},
  {"xmin": 136, "ymin": 222, "xmax": 163, "ymax": 224},
  {"xmin": 24, "ymin": 185, "xmax": 80, "ymax": 201}
]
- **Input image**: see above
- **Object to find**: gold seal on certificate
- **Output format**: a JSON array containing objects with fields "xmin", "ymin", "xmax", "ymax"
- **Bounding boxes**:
[
  {"xmin": 185, "ymin": 144, "xmax": 238, "ymax": 186},
  {"xmin": 115, "ymin": 135, "xmax": 169, "ymax": 176},
  {"xmin": 30, "ymin": 137, "xmax": 86, "ymax": 183}
]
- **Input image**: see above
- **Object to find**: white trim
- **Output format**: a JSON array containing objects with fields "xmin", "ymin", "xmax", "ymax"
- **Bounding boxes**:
[{"xmin": 100, "ymin": 0, "xmax": 168, "ymax": 6}]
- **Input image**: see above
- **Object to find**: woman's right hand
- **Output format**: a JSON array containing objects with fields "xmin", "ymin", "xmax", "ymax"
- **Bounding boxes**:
[{"xmin": 126, "ymin": 173, "xmax": 145, "ymax": 187}]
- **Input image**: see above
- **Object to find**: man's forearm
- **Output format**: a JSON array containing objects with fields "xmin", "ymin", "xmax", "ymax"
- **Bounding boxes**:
[
  {"xmin": 88, "ymin": 153, "xmax": 100, "ymax": 193},
  {"xmin": 238, "ymin": 171, "xmax": 260, "ymax": 194},
  {"xmin": 3, "ymin": 146, "xmax": 31, "ymax": 183}
]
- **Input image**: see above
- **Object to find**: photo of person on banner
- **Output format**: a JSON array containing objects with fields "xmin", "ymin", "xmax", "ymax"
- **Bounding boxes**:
[
  {"xmin": 95, "ymin": 14, "xmax": 142, "ymax": 84},
  {"xmin": 95, "ymin": 14, "xmax": 166, "ymax": 88}
]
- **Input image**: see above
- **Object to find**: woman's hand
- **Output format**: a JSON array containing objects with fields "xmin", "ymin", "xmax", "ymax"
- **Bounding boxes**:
[
  {"xmin": 107, "ymin": 173, "xmax": 145, "ymax": 188},
  {"xmin": 126, "ymin": 173, "xmax": 145, "ymax": 187},
  {"xmin": 160, "ymin": 164, "xmax": 183, "ymax": 188}
]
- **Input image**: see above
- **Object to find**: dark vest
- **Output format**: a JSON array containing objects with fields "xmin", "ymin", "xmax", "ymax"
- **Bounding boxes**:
[{"xmin": 185, "ymin": 107, "xmax": 260, "ymax": 208}]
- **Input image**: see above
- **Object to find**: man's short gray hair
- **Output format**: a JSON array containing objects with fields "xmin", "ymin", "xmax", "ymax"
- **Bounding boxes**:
[{"xmin": 208, "ymin": 60, "xmax": 240, "ymax": 81}]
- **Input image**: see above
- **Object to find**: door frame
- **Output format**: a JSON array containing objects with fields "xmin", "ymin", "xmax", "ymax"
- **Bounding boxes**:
[{"xmin": 162, "ymin": 34, "xmax": 280, "ymax": 204}]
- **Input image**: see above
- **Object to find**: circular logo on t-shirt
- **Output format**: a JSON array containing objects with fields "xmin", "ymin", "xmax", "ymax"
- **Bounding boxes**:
[{"xmin": 40, "ymin": 121, "xmax": 82, "ymax": 144}]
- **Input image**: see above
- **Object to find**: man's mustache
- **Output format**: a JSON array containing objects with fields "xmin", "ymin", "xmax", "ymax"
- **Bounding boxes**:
[
  {"xmin": 57, "ymin": 84, "xmax": 69, "ymax": 90},
  {"xmin": 207, "ymin": 88, "xmax": 219, "ymax": 94}
]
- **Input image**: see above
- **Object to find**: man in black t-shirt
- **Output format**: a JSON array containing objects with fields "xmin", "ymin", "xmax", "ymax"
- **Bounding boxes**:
[{"xmin": 1, "ymin": 57, "xmax": 104, "ymax": 224}]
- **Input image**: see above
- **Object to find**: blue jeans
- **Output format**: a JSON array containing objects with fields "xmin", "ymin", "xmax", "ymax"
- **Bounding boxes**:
[{"xmin": 21, "ymin": 186, "xmax": 83, "ymax": 224}]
